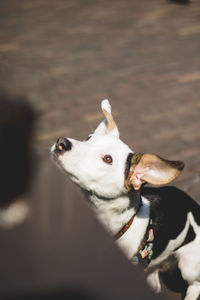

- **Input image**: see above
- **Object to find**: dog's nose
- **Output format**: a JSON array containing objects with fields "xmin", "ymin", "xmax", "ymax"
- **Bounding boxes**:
[{"xmin": 56, "ymin": 137, "xmax": 72, "ymax": 152}]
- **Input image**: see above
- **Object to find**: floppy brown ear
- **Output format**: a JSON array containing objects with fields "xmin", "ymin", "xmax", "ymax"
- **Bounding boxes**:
[{"xmin": 125, "ymin": 153, "xmax": 184, "ymax": 191}]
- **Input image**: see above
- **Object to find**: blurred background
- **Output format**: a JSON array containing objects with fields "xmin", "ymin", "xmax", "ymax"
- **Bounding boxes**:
[{"xmin": 0, "ymin": 0, "xmax": 199, "ymax": 299}]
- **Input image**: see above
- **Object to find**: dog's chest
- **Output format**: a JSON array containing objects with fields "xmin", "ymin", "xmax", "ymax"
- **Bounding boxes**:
[
  {"xmin": 116, "ymin": 196, "xmax": 151, "ymax": 259},
  {"xmin": 90, "ymin": 194, "xmax": 134, "ymax": 234}
]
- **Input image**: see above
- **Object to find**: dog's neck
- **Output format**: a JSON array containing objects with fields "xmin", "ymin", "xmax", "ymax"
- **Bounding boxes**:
[{"xmin": 85, "ymin": 190, "xmax": 142, "ymax": 235}]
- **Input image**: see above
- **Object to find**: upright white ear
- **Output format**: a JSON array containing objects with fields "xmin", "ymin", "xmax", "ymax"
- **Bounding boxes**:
[{"xmin": 94, "ymin": 99, "xmax": 119, "ymax": 138}]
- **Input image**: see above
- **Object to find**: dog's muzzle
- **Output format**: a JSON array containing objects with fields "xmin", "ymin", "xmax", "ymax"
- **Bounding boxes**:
[{"xmin": 55, "ymin": 137, "xmax": 72, "ymax": 153}]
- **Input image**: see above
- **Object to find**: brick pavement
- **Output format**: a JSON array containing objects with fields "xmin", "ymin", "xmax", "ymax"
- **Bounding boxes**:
[
  {"xmin": 0, "ymin": 0, "xmax": 199, "ymax": 200},
  {"xmin": 0, "ymin": 0, "xmax": 200, "ymax": 298}
]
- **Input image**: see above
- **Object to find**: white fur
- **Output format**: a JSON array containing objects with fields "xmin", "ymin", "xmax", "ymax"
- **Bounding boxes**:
[
  {"xmin": 117, "ymin": 196, "xmax": 150, "ymax": 258},
  {"xmin": 146, "ymin": 270, "xmax": 162, "ymax": 294},
  {"xmin": 185, "ymin": 284, "xmax": 200, "ymax": 300},
  {"xmin": 53, "ymin": 134, "xmax": 132, "ymax": 199},
  {"xmin": 177, "ymin": 213, "xmax": 200, "ymax": 284},
  {"xmin": 51, "ymin": 100, "xmax": 200, "ymax": 300},
  {"xmin": 89, "ymin": 193, "xmax": 134, "ymax": 234},
  {"xmin": 101, "ymin": 99, "xmax": 111, "ymax": 114}
]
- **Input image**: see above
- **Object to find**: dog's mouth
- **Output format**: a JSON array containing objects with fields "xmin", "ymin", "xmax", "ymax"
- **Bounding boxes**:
[
  {"xmin": 51, "ymin": 146, "xmax": 64, "ymax": 164},
  {"xmin": 51, "ymin": 145, "xmax": 79, "ymax": 182}
]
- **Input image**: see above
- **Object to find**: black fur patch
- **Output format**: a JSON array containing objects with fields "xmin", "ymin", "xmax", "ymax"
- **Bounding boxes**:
[
  {"xmin": 159, "ymin": 255, "xmax": 188, "ymax": 296},
  {"xmin": 142, "ymin": 186, "xmax": 200, "ymax": 258}
]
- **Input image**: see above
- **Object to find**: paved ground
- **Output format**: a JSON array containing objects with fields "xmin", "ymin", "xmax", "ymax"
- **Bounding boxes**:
[
  {"xmin": 0, "ymin": 0, "xmax": 200, "ymax": 299},
  {"xmin": 0, "ymin": 0, "xmax": 200, "ymax": 198}
]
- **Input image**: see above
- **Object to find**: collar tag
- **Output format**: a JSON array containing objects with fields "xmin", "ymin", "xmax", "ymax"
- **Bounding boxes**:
[{"xmin": 132, "ymin": 219, "xmax": 154, "ymax": 265}]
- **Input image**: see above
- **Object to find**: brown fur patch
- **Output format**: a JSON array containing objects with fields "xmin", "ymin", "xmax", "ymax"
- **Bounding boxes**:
[
  {"xmin": 103, "ymin": 109, "xmax": 116, "ymax": 131},
  {"xmin": 124, "ymin": 153, "xmax": 184, "ymax": 191},
  {"xmin": 124, "ymin": 153, "xmax": 143, "ymax": 190}
]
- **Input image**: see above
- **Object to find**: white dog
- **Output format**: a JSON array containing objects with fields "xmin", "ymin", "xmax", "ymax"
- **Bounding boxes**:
[{"xmin": 51, "ymin": 100, "xmax": 200, "ymax": 300}]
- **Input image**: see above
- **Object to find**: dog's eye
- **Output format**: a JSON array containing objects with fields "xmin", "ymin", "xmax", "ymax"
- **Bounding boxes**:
[{"xmin": 102, "ymin": 155, "xmax": 113, "ymax": 165}]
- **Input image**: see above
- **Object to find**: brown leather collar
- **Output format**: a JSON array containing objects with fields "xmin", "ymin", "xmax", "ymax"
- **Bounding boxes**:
[{"xmin": 114, "ymin": 214, "xmax": 135, "ymax": 240}]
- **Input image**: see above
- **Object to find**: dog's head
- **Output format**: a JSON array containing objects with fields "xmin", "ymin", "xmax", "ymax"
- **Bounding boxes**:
[{"xmin": 51, "ymin": 100, "xmax": 184, "ymax": 199}]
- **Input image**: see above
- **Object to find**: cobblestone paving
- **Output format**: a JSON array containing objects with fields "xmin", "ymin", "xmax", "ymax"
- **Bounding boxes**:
[
  {"xmin": 0, "ymin": 0, "xmax": 200, "ymax": 298},
  {"xmin": 1, "ymin": 0, "xmax": 199, "ymax": 200}
]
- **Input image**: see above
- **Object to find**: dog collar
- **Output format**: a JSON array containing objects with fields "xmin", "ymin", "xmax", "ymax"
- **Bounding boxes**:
[
  {"xmin": 114, "ymin": 214, "xmax": 135, "ymax": 240},
  {"xmin": 114, "ymin": 194, "xmax": 142, "ymax": 240}
]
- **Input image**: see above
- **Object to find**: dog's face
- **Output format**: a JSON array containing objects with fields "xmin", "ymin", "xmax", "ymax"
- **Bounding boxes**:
[
  {"xmin": 52, "ymin": 100, "xmax": 184, "ymax": 199},
  {"xmin": 51, "ymin": 100, "xmax": 133, "ymax": 198}
]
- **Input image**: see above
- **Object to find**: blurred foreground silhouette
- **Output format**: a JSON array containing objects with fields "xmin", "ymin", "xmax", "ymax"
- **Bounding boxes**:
[
  {"xmin": 0, "ymin": 93, "xmax": 35, "ymax": 206},
  {"xmin": 0, "ymin": 94, "xmax": 35, "ymax": 228}
]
